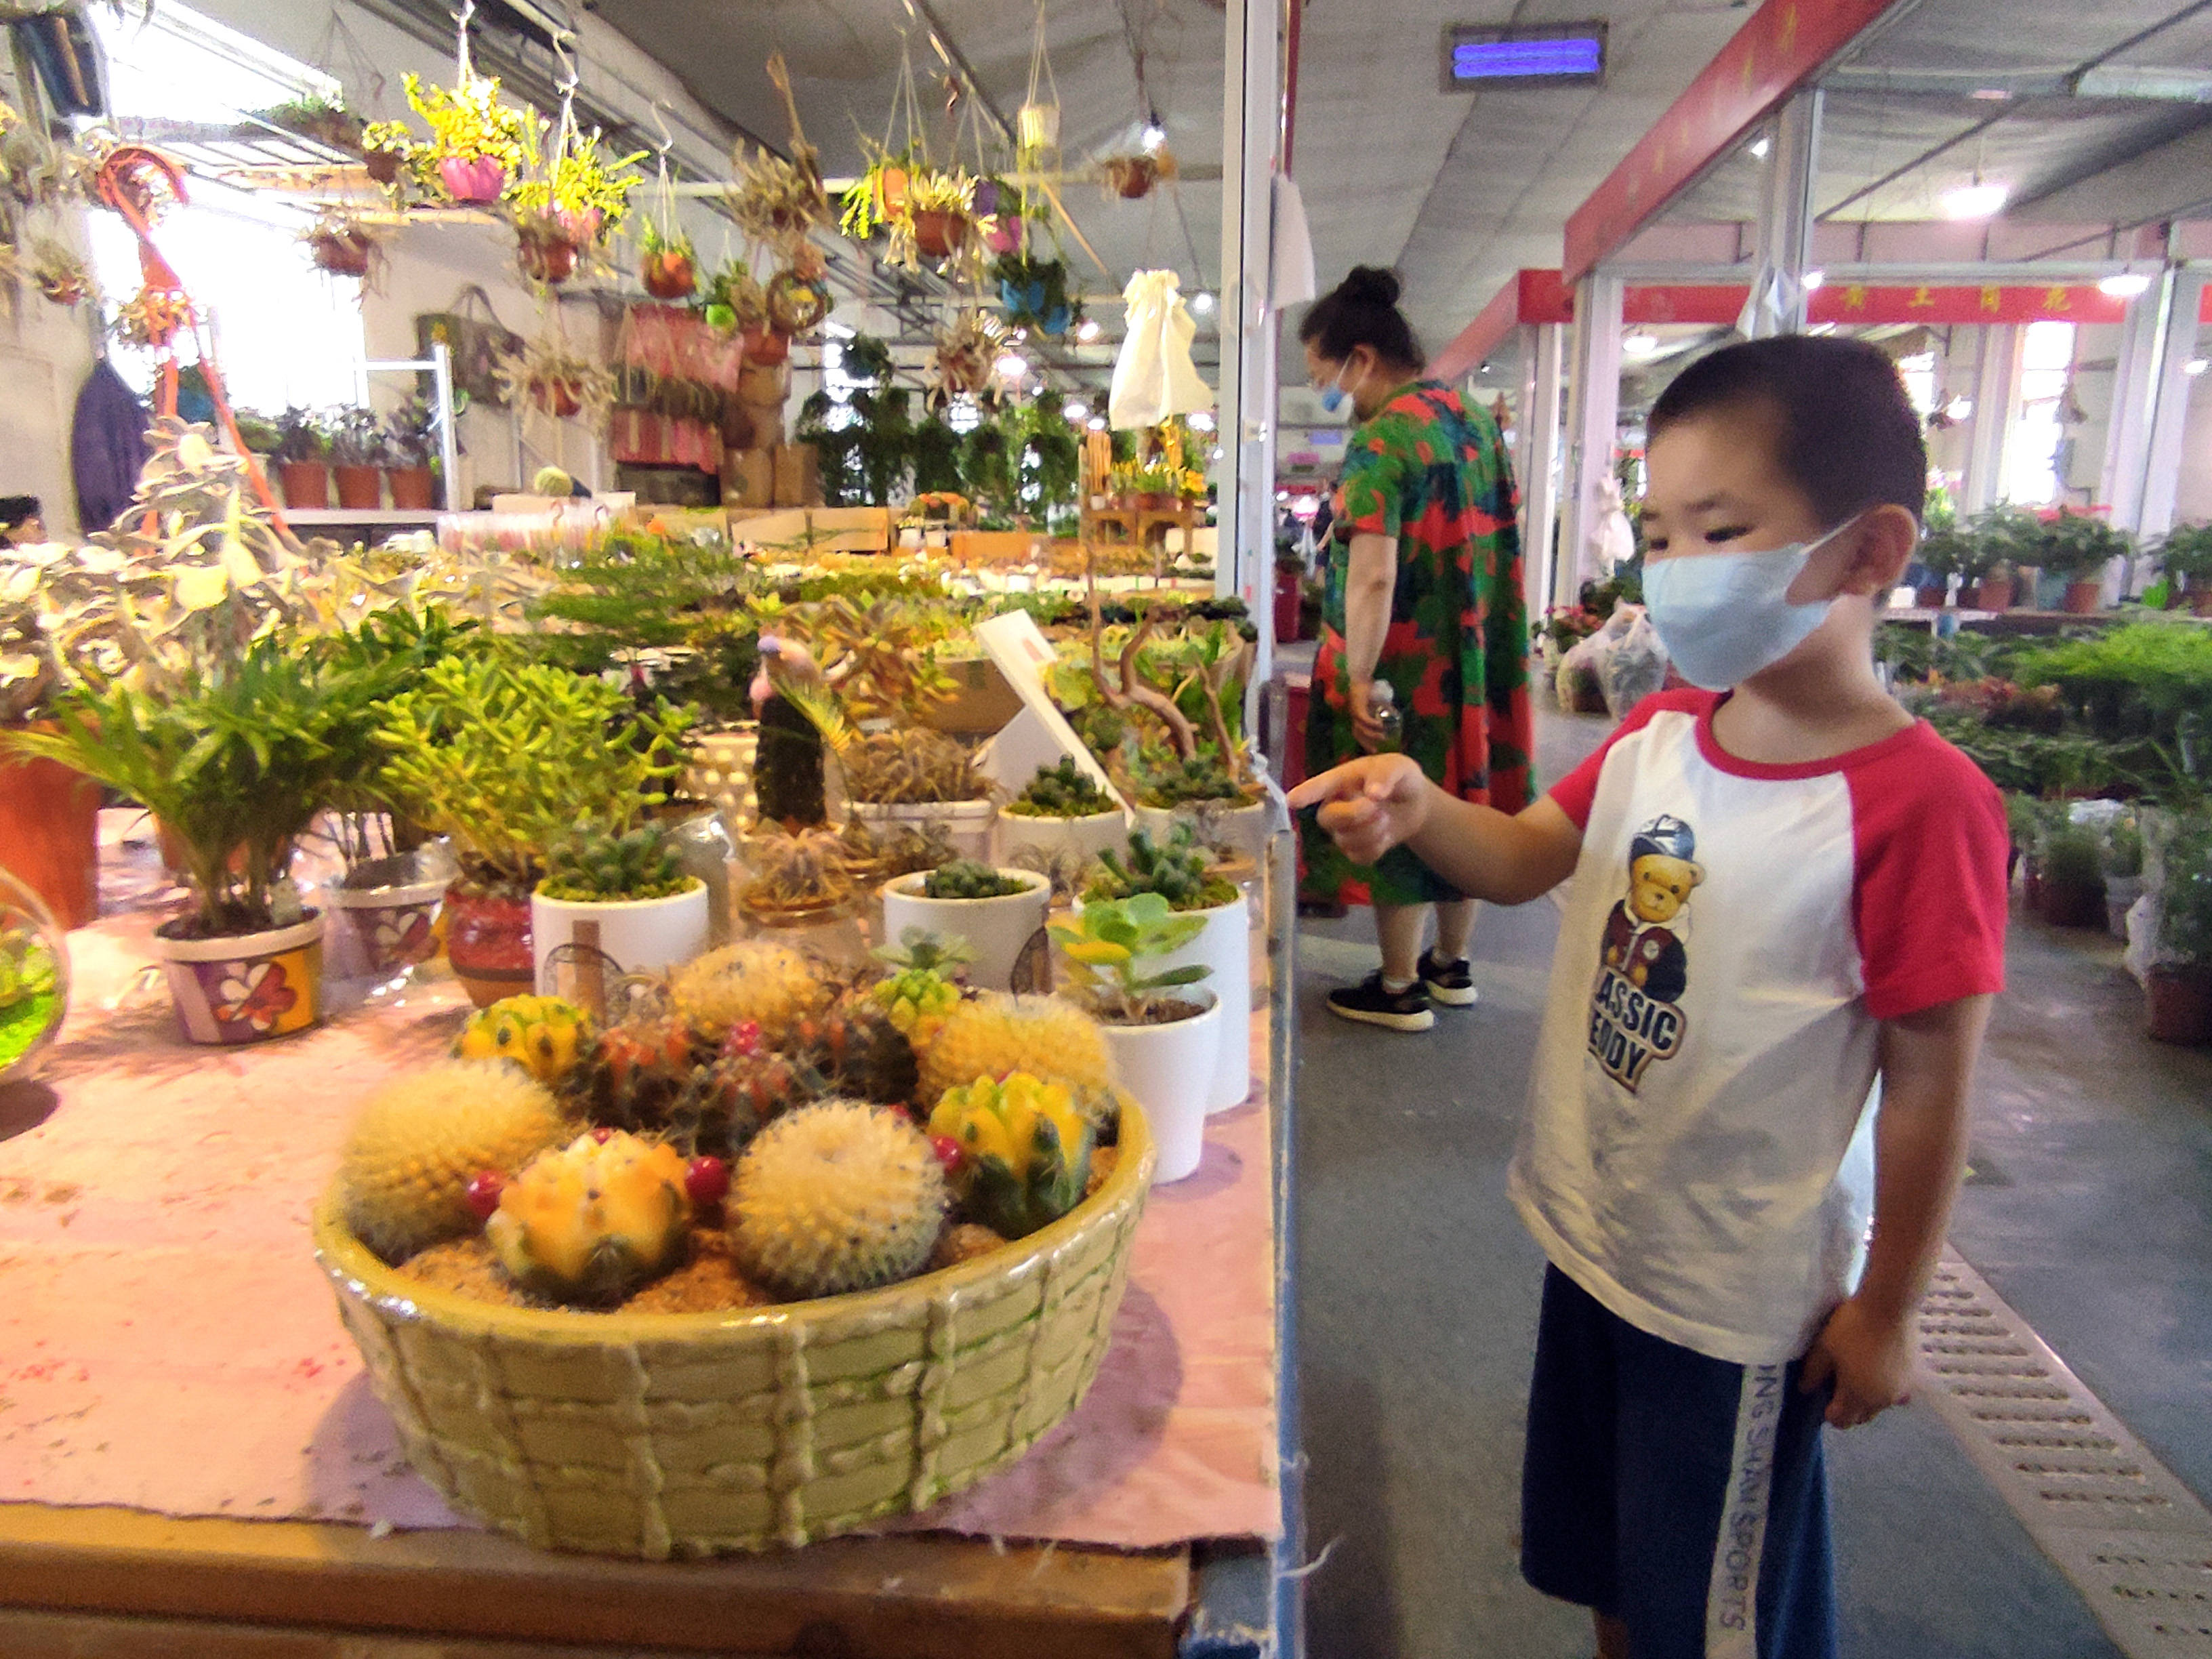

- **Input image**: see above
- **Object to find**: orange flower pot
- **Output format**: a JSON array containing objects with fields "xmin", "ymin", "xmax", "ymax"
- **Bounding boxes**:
[{"xmin": 0, "ymin": 745, "xmax": 100, "ymax": 930}]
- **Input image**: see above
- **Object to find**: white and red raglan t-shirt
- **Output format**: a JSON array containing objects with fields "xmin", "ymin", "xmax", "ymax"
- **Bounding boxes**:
[{"xmin": 1509, "ymin": 689, "xmax": 2009, "ymax": 1364}]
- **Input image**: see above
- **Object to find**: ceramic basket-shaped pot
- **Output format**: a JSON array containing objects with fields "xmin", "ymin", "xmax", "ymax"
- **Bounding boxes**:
[
  {"xmin": 531, "ymin": 882, "xmax": 712, "ymax": 1015},
  {"xmin": 313, "ymin": 1103, "xmax": 1155, "ymax": 1559},
  {"xmin": 1097, "ymin": 993, "xmax": 1221, "ymax": 1184},
  {"xmin": 880, "ymin": 869, "xmax": 1052, "ymax": 993},
  {"xmin": 445, "ymin": 887, "xmax": 533, "ymax": 1009},
  {"xmin": 335, "ymin": 875, "xmax": 446, "ymax": 979},
  {"xmin": 155, "ymin": 912, "xmax": 324, "ymax": 1046}
]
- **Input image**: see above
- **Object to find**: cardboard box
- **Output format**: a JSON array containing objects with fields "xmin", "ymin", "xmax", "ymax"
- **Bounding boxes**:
[
  {"xmin": 729, "ymin": 507, "xmax": 813, "ymax": 552},
  {"xmin": 722, "ymin": 448, "xmax": 775, "ymax": 509},
  {"xmin": 949, "ymin": 529, "xmax": 1040, "ymax": 567},
  {"xmin": 772, "ymin": 443, "xmax": 821, "ymax": 508}
]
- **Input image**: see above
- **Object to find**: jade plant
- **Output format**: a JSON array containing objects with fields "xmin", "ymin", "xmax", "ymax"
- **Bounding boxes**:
[
  {"xmin": 1085, "ymin": 825, "xmax": 1237, "ymax": 912},
  {"xmin": 1049, "ymin": 893, "xmax": 1210, "ymax": 1023},
  {"xmin": 373, "ymin": 656, "xmax": 692, "ymax": 897},
  {"xmin": 1006, "ymin": 757, "xmax": 1115, "ymax": 819},
  {"xmin": 919, "ymin": 859, "xmax": 1026, "ymax": 900}
]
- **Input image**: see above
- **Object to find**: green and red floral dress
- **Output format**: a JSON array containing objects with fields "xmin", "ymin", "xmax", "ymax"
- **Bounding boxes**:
[{"xmin": 1302, "ymin": 380, "xmax": 1533, "ymax": 907}]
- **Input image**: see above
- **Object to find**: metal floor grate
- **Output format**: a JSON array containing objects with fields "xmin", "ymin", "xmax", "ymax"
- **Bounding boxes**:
[{"xmin": 1917, "ymin": 1253, "xmax": 2212, "ymax": 1658}]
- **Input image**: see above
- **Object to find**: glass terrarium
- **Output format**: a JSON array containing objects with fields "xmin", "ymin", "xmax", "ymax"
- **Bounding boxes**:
[{"xmin": 0, "ymin": 868, "xmax": 69, "ymax": 1083}]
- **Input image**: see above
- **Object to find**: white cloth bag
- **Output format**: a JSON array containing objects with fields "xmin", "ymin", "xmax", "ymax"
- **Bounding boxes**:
[{"xmin": 1109, "ymin": 270, "xmax": 1214, "ymax": 430}]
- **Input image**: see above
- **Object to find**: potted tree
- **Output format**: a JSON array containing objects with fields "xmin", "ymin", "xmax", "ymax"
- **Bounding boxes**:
[
  {"xmin": 2155, "ymin": 523, "xmax": 2212, "ymax": 618},
  {"xmin": 273, "ymin": 407, "xmax": 331, "ymax": 510},
  {"xmin": 1086, "ymin": 824, "xmax": 1248, "ymax": 1113},
  {"xmin": 880, "ymin": 859, "xmax": 1052, "ymax": 993},
  {"xmin": 328, "ymin": 407, "xmax": 385, "ymax": 510},
  {"xmin": 2145, "ymin": 811, "xmax": 2212, "ymax": 1046},
  {"xmin": 5, "ymin": 640, "xmax": 380, "ymax": 1045},
  {"xmin": 374, "ymin": 655, "xmax": 693, "ymax": 1008},
  {"xmin": 1050, "ymin": 893, "xmax": 1220, "ymax": 1183},
  {"xmin": 2036, "ymin": 509, "xmax": 2132, "ymax": 615},
  {"xmin": 997, "ymin": 756, "xmax": 1126, "ymax": 872}
]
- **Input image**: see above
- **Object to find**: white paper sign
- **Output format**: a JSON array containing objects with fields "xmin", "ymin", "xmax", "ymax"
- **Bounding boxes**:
[{"xmin": 973, "ymin": 611, "xmax": 1130, "ymax": 811}]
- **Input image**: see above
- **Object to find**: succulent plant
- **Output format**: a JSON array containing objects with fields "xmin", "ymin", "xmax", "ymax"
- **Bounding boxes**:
[
  {"xmin": 915, "ymin": 993, "xmax": 1112, "ymax": 1106},
  {"xmin": 1086, "ymin": 825, "xmax": 1237, "ymax": 912},
  {"xmin": 839, "ymin": 728, "xmax": 987, "ymax": 805},
  {"xmin": 928, "ymin": 1071, "xmax": 1093, "ymax": 1240},
  {"xmin": 868, "ymin": 929, "xmax": 970, "ymax": 1047},
  {"xmin": 1131, "ymin": 745, "xmax": 1248, "ymax": 810},
  {"xmin": 670, "ymin": 939, "xmax": 834, "ymax": 1042},
  {"xmin": 728, "ymin": 1101, "xmax": 947, "ymax": 1299},
  {"xmin": 740, "ymin": 826, "xmax": 852, "ymax": 913},
  {"xmin": 1050, "ymin": 893, "xmax": 1211, "ymax": 1024},
  {"xmin": 487, "ymin": 1129, "xmax": 692, "ymax": 1305},
  {"xmin": 920, "ymin": 860, "xmax": 1027, "ymax": 900},
  {"xmin": 453, "ymin": 994, "xmax": 592, "ymax": 1086},
  {"xmin": 539, "ymin": 821, "xmax": 697, "ymax": 902},
  {"xmin": 1005, "ymin": 756, "xmax": 1115, "ymax": 819},
  {"xmin": 789, "ymin": 991, "xmax": 920, "ymax": 1105}
]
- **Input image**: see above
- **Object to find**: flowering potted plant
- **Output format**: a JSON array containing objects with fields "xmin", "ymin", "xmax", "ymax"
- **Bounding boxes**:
[
  {"xmin": 638, "ymin": 217, "xmax": 697, "ymax": 300},
  {"xmin": 6, "ymin": 640, "xmax": 384, "ymax": 1044},
  {"xmin": 507, "ymin": 126, "xmax": 643, "ymax": 285},
  {"xmin": 386, "ymin": 72, "xmax": 531, "ymax": 205},
  {"xmin": 2034, "ymin": 508, "xmax": 2132, "ymax": 614}
]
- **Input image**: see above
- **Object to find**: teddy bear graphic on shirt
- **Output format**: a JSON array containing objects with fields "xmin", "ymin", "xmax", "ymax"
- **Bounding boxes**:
[{"xmin": 1589, "ymin": 814, "xmax": 1703, "ymax": 1092}]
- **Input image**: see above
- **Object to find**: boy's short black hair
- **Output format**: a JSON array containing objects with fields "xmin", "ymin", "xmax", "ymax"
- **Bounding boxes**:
[{"xmin": 1647, "ymin": 336, "xmax": 1926, "ymax": 525}]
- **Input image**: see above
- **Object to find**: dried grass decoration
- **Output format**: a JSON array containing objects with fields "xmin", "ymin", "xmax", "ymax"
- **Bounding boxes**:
[
  {"xmin": 930, "ymin": 309, "xmax": 1004, "ymax": 408},
  {"xmin": 725, "ymin": 54, "xmax": 832, "ymax": 254},
  {"xmin": 304, "ymin": 210, "xmax": 379, "ymax": 281},
  {"xmin": 495, "ymin": 333, "xmax": 614, "ymax": 426},
  {"xmin": 28, "ymin": 237, "xmax": 91, "ymax": 308}
]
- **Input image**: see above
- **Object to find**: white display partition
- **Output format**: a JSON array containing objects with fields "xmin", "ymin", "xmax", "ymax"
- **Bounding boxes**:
[{"xmin": 972, "ymin": 613, "xmax": 1132, "ymax": 815}]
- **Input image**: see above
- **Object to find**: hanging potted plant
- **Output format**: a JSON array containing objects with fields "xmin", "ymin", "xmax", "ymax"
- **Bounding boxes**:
[
  {"xmin": 2155, "ymin": 522, "xmax": 2212, "ymax": 618},
  {"xmin": 998, "ymin": 756, "xmax": 1126, "ymax": 870},
  {"xmin": 327, "ymin": 407, "xmax": 386, "ymax": 511},
  {"xmin": 994, "ymin": 250, "xmax": 1075, "ymax": 337},
  {"xmin": 382, "ymin": 396, "xmax": 439, "ymax": 511},
  {"xmin": 374, "ymin": 655, "xmax": 693, "ymax": 1008},
  {"xmin": 393, "ymin": 71, "xmax": 531, "ymax": 205},
  {"xmin": 1084, "ymin": 824, "xmax": 1248, "ymax": 1113},
  {"xmin": 1050, "ymin": 893, "xmax": 1220, "ymax": 1183},
  {"xmin": 2145, "ymin": 811, "xmax": 2212, "ymax": 1046},
  {"xmin": 303, "ymin": 211, "xmax": 377, "ymax": 279},
  {"xmin": 2035, "ymin": 508, "xmax": 2132, "ymax": 615},
  {"xmin": 508, "ymin": 126, "xmax": 643, "ymax": 287},
  {"xmin": 495, "ymin": 337, "xmax": 615, "ymax": 426},
  {"xmin": 5, "ymin": 640, "xmax": 380, "ymax": 1045},
  {"xmin": 639, "ymin": 218, "xmax": 697, "ymax": 300},
  {"xmin": 272, "ymin": 406, "xmax": 331, "ymax": 510},
  {"xmin": 839, "ymin": 147, "xmax": 918, "ymax": 245},
  {"xmin": 880, "ymin": 859, "xmax": 1052, "ymax": 994}
]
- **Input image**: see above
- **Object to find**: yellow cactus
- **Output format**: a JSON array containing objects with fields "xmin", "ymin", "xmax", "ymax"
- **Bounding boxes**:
[
  {"xmin": 453, "ymin": 994, "xmax": 592, "ymax": 1085},
  {"xmin": 671, "ymin": 940, "xmax": 832, "ymax": 1042},
  {"xmin": 928, "ymin": 1072, "xmax": 1092, "ymax": 1240},
  {"xmin": 486, "ymin": 1130, "xmax": 692, "ymax": 1305},
  {"xmin": 915, "ymin": 994, "xmax": 1112, "ymax": 1106}
]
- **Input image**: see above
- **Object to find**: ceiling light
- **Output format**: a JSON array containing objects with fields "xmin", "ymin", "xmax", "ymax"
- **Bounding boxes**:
[
  {"xmin": 1076, "ymin": 317, "xmax": 1103, "ymax": 344},
  {"xmin": 1088, "ymin": 416, "xmax": 1108, "ymax": 430},
  {"xmin": 1190, "ymin": 290, "xmax": 1215, "ymax": 316},
  {"xmin": 1969, "ymin": 87, "xmax": 2011, "ymax": 100},
  {"xmin": 1063, "ymin": 399, "xmax": 1088, "ymax": 421},
  {"xmin": 993, "ymin": 351, "xmax": 1029, "ymax": 380},
  {"xmin": 1187, "ymin": 409, "xmax": 1216, "ymax": 432},
  {"xmin": 2098, "ymin": 272, "xmax": 2152, "ymax": 298},
  {"xmin": 2186, "ymin": 359, "xmax": 2209, "ymax": 377},
  {"xmin": 1946, "ymin": 396, "xmax": 1973, "ymax": 420},
  {"xmin": 1622, "ymin": 332, "xmax": 1660, "ymax": 359},
  {"xmin": 1802, "ymin": 269, "xmax": 1825, "ymax": 291},
  {"xmin": 1141, "ymin": 121, "xmax": 1167, "ymax": 154},
  {"xmin": 1942, "ymin": 180, "xmax": 2009, "ymax": 220},
  {"xmin": 1748, "ymin": 136, "xmax": 1770, "ymax": 161}
]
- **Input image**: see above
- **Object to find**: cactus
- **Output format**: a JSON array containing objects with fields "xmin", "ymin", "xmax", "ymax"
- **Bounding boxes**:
[
  {"xmin": 915, "ymin": 993, "xmax": 1112, "ymax": 1106},
  {"xmin": 561, "ymin": 1015, "xmax": 708, "ymax": 1132},
  {"xmin": 670, "ymin": 939, "xmax": 833, "ymax": 1042},
  {"xmin": 1004, "ymin": 757, "xmax": 1115, "ymax": 819},
  {"xmin": 486, "ymin": 1130, "xmax": 693, "ymax": 1305},
  {"xmin": 729, "ymin": 1101, "xmax": 947, "ymax": 1299},
  {"xmin": 790, "ymin": 991, "xmax": 920, "ymax": 1105},
  {"xmin": 340, "ymin": 1061, "xmax": 569, "ymax": 1263},
  {"xmin": 868, "ymin": 929, "xmax": 970, "ymax": 1049},
  {"xmin": 1086, "ymin": 824, "xmax": 1237, "ymax": 912},
  {"xmin": 920, "ymin": 860, "xmax": 1027, "ymax": 900},
  {"xmin": 538, "ymin": 822, "xmax": 697, "ymax": 902},
  {"xmin": 453, "ymin": 994, "xmax": 592, "ymax": 1085},
  {"xmin": 674, "ymin": 1047, "xmax": 819, "ymax": 1160},
  {"xmin": 1131, "ymin": 746, "xmax": 1248, "ymax": 810},
  {"xmin": 928, "ymin": 1071, "xmax": 1094, "ymax": 1240}
]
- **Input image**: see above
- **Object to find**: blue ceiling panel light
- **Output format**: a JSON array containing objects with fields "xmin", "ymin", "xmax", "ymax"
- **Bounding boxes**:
[{"xmin": 1440, "ymin": 23, "xmax": 1608, "ymax": 90}]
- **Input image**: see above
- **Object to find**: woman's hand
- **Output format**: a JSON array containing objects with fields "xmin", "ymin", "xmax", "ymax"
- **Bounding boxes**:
[
  {"xmin": 1348, "ymin": 680, "xmax": 1387, "ymax": 753},
  {"xmin": 1286, "ymin": 755, "xmax": 1433, "ymax": 865}
]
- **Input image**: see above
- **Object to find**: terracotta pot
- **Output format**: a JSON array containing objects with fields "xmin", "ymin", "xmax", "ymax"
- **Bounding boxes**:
[
  {"xmin": 438, "ymin": 154, "xmax": 506, "ymax": 204},
  {"xmin": 875, "ymin": 165, "xmax": 909, "ymax": 221},
  {"xmin": 154, "ymin": 911, "xmax": 325, "ymax": 1047},
  {"xmin": 2039, "ymin": 876, "xmax": 2106, "ymax": 929},
  {"xmin": 310, "ymin": 232, "xmax": 372, "ymax": 278},
  {"xmin": 741, "ymin": 325, "xmax": 790, "ymax": 367},
  {"xmin": 443, "ymin": 886, "xmax": 534, "ymax": 1008},
  {"xmin": 912, "ymin": 207, "xmax": 968, "ymax": 259},
  {"xmin": 333, "ymin": 464, "xmax": 382, "ymax": 510},
  {"xmin": 0, "ymin": 744, "xmax": 100, "ymax": 930},
  {"xmin": 277, "ymin": 459, "xmax": 329, "ymax": 510},
  {"xmin": 2193, "ymin": 586, "xmax": 2212, "ymax": 619},
  {"xmin": 1974, "ymin": 574, "xmax": 2015, "ymax": 611},
  {"xmin": 365, "ymin": 149, "xmax": 402, "ymax": 186},
  {"xmin": 2146, "ymin": 966, "xmax": 2212, "ymax": 1046},
  {"xmin": 2062, "ymin": 579, "xmax": 2104, "ymax": 615},
  {"xmin": 519, "ymin": 234, "xmax": 578, "ymax": 285},
  {"xmin": 642, "ymin": 250, "xmax": 695, "ymax": 300},
  {"xmin": 531, "ymin": 378, "xmax": 584, "ymax": 419},
  {"xmin": 1914, "ymin": 583, "xmax": 1949, "ymax": 609},
  {"xmin": 386, "ymin": 466, "xmax": 436, "ymax": 511},
  {"xmin": 1136, "ymin": 491, "xmax": 1172, "ymax": 512}
]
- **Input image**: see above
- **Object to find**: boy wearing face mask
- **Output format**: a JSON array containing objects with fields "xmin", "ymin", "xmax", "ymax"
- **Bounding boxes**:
[{"xmin": 1290, "ymin": 336, "xmax": 2007, "ymax": 1659}]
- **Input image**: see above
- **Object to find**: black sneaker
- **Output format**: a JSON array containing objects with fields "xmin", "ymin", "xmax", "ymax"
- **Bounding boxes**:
[
  {"xmin": 1326, "ymin": 971, "xmax": 1435, "ymax": 1032},
  {"xmin": 1418, "ymin": 948, "xmax": 1479, "ymax": 1008}
]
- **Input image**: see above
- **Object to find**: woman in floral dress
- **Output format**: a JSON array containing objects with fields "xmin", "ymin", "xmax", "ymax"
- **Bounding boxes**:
[{"xmin": 1298, "ymin": 266, "xmax": 1533, "ymax": 1032}]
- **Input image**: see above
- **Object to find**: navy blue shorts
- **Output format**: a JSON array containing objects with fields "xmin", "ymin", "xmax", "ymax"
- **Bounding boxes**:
[{"xmin": 1521, "ymin": 1265, "xmax": 1837, "ymax": 1659}]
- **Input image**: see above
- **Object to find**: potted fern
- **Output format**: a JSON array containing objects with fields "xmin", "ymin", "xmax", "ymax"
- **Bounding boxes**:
[
  {"xmin": 997, "ymin": 756, "xmax": 1128, "ymax": 871},
  {"xmin": 5, "ymin": 640, "xmax": 384, "ymax": 1045},
  {"xmin": 1050, "ymin": 893, "xmax": 1220, "ymax": 1182},
  {"xmin": 2156, "ymin": 523, "xmax": 2212, "ymax": 617},
  {"xmin": 374, "ymin": 656, "xmax": 694, "ymax": 1006},
  {"xmin": 880, "ymin": 859, "xmax": 1052, "ymax": 993},
  {"xmin": 1086, "ymin": 825, "xmax": 1248, "ymax": 1113}
]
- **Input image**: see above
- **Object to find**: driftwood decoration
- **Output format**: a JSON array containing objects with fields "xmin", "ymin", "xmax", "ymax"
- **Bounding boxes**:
[{"xmin": 1086, "ymin": 569, "xmax": 1196, "ymax": 758}]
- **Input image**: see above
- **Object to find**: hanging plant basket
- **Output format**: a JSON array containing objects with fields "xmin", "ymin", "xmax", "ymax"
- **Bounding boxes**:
[
  {"xmin": 517, "ymin": 226, "xmax": 580, "ymax": 286},
  {"xmin": 439, "ymin": 153, "xmax": 508, "ymax": 204},
  {"xmin": 766, "ymin": 268, "xmax": 832, "ymax": 335},
  {"xmin": 365, "ymin": 148, "xmax": 403, "ymax": 186},
  {"xmin": 912, "ymin": 207, "xmax": 969, "ymax": 260},
  {"xmin": 1103, "ymin": 155, "xmax": 1160, "ymax": 201},
  {"xmin": 308, "ymin": 226, "xmax": 375, "ymax": 279},
  {"xmin": 642, "ymin": 247, "xmax": 696, "ymax": 301},
  {"xmin": 1017, "ymin": 101, "xmax": 1059, "ymax": 157},
  {"xmin": 531, "ymin": 375, "xmax": 586, "ymax": 419}
]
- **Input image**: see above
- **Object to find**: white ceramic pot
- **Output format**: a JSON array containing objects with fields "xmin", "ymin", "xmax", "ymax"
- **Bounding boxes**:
[
  {"xmin": 1099, "ymin": 991, "xmax": 1223, "ymax": 1184},
  {"xmin": 851, "ymin": 799, "xmax": 997, "ymax": 864},
  {"xmin": 154, "ymin": 911, "xmax": 325, "ymax": 1046},
  {"xmin": 996, "ymin": 807, "xmax": 1129, "ymax": 872},
  {"xmin": 530, "ymin": 882, "xmax": 712, "ymax": 1009},
  {"xmin": 880, "ymin": 868, "xmax": 1052, "ymax": 993},
  {"xmin": 1135, "ymin": 799, "xmax": 1269, "ymax": 868},
  {"xmin": 1149, "ymin": 893, "xmax": 1252, "ymax": 1113}
]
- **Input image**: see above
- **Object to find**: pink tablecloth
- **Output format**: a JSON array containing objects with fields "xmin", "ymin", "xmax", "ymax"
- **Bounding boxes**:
[{"xmin": 0, "ymin": 910, "xmax": 1280, "ymax": 1549}]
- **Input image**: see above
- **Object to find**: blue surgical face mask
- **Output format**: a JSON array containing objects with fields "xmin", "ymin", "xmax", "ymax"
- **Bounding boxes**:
[
  {"xmin": 1641, "ymin": 516, "xmax": 1863, "ymax": 691},
  {"xmin": 1317, "ymin": 359, "xmax": 1354, "ymax": 415}
]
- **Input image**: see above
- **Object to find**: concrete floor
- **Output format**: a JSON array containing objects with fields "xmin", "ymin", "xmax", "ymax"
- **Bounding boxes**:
[{"xmin": 1291, "ymin": 705, "xmax": 2210, "ymax": 1658}]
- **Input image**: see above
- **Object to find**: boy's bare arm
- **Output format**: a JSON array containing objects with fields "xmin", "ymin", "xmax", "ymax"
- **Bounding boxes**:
[
  {"xmin": 1801, "ymin": 993, "xmax": 1994, "ymax": 1429},
  {"xmin": 1284, "ymin": 754, "xmax": 1583, "ymax": 904}
]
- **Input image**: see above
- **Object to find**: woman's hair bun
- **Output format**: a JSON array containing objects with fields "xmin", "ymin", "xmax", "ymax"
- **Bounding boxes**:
[{"xmin": 1339, "ymin": 266, "xmax": 1401, "ymax": 307}]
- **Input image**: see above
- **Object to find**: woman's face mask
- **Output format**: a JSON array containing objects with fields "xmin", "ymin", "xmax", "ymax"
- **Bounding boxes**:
[{"xmin": 1316, "ymin": 353, "xmax": 1362, "ymax": 416}]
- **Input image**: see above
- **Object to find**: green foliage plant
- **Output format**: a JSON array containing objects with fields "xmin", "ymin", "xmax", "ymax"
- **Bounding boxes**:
[
  {"xmin": 2155, "ymin": 523, "xmax": 2212, "ymax": 588},
  {"xmin": 919, "ymin": 859, "xmax": 1026, "ymax": 899},
  {"xmin": 374, "ymin": 657, "xmax": 692, "ymax": 896},
  {"xmin": 1085, "ymin": 825, "xmax": 1236, "ymax": 912},
  {"xmin": 2032, "ymin": 509, "xmax": 2134, "ymax": 581},
  {"xmin": 2039, "ymin": 823, "xmax": 2106, "ymax": 888},
  {"xmin": 1050, "ymin": 893, "xmax": 1210, "ymax": 1023},
  {"xmin": 539, "ymin": 822, "xmax": 697, "ymax": 902},
  {"xmin": 2153, "ymin": 811, "xmax": 2212, "ymax": 966}
]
